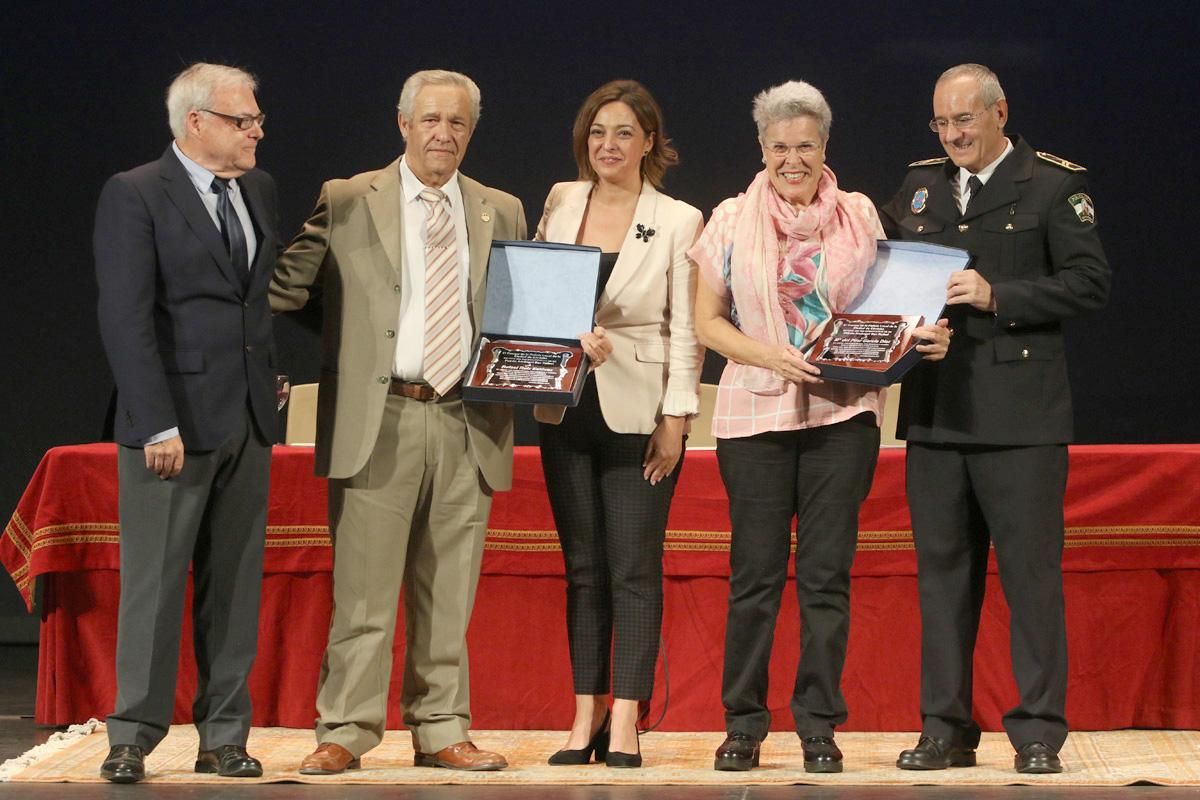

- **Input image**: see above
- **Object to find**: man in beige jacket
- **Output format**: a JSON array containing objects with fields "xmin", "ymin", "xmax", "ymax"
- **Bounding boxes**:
[{"xmin": 270, "ymin": 69, "xmax": 525, "ymax": 773}]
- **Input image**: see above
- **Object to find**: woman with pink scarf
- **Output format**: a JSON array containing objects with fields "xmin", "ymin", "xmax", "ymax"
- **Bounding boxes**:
[{"xmin": 689, "ymin": 80, "xmax": 949, "ymax": 774}]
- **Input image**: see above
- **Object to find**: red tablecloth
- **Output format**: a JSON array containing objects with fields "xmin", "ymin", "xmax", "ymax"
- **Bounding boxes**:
[{"xmin": 4, "ymin": 443, "xmax": 1199, "ymax": 731}]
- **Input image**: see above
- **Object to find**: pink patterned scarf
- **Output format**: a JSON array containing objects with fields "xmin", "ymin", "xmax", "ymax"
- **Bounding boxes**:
[{"xmin": 728, "ymin": 166, "xmax": 878, "ymax": 393}]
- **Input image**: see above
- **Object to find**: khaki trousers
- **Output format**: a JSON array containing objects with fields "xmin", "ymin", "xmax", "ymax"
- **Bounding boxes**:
[{"xmin": 314, "ymin": 394, "xmax": 492, "ymax": 756}]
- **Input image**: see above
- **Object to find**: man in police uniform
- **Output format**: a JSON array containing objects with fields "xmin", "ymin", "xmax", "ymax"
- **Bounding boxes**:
[{"xmin": 880, "ymin": 64, "xmax": 1110, "ymax": 774}]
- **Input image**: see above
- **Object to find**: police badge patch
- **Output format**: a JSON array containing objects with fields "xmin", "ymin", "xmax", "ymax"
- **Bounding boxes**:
[
  {"xmin": 911, "ymin": 187, "xmax": 929, "ymax": 214},
  {"xmin": 1068, "ymin": 192, "xmax": 1095, "ymax": 223}
]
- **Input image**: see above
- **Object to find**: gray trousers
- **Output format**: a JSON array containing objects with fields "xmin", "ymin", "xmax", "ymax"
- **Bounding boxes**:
[{"xmin": 106, "ymin": 409, "xmax": 271, "ymax": 753}]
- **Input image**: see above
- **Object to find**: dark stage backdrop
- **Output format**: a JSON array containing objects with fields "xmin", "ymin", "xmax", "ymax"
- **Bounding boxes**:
[{"xmin": 2, "ymin": 2, "xmax": 1197, "ymax": 635}]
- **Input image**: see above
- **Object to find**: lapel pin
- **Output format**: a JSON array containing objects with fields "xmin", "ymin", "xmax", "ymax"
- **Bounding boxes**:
[{"xmin": 635, "ymin": 223, "xmax": 656, "ymax": 242}]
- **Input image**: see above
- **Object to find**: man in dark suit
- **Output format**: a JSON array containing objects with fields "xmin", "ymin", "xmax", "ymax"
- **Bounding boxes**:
[
  {"xmin": 94, "ymin": 62, "xmax": 279, "ymax": 783},
  {"xmin": 880, "ymin": 64, "xmax": 1110, "ymax": 774}
]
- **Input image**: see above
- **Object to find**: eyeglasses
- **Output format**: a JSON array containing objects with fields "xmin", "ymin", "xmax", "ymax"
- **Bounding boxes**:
[
  {"xmin": 764, "ymin": 142, "xmax": 822, "ymax": 157},
  {"xmin": 928, "ymin": 104, "xmax": 994, "ymax": 133},
  {"xmin": 201, "ymin": 109, "xmax": 266, "ymax": 131}
]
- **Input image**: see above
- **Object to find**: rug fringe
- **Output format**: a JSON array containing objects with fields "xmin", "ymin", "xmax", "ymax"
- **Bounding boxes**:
[{"xmin": 0, "ymin": 718, "xmax": 104, "ymax": 782}]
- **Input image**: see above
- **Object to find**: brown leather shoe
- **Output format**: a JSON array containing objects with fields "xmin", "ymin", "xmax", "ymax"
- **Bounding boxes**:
[
  {"xmin": 298, "ymin": 742, "xmax": 361, "ymax": 775},
  {"xmin": 414, "ymin": 741, "xmax": 507, "ymax": 771}
]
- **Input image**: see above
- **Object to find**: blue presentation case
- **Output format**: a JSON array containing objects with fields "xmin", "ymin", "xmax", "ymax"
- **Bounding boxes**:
[
  {"xmin": 462, "ymin": 240, "xmax": 602, "ymax": 405},
  {"xmin": 810, "ymin": 240, "xmax": 972, "ymax": 386}
]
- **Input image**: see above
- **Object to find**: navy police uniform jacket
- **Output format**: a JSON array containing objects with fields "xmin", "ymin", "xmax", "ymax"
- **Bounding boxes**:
[{"xmin": 879, "ymin": 135, "xmax": 1110, "ymax": 446}]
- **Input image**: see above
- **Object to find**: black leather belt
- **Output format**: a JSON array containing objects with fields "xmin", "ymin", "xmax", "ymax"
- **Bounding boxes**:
[{"xmin": 389, "ymin": 378, "xmax": 461, "ymax": 402}]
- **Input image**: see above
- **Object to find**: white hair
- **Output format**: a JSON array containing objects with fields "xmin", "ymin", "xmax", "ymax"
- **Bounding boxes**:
[
  {"xmin": 937, "ymin": 63, "xmax": 1006, "ymax": 107},
  {"xmin": 752, "ymin": 80, "xmax": 832, "ymax": 141},
  {"xmin": 396, "ymin": 69, "xmax": 482, "ymax": 128},
  {"xmin": 166, "ymin": 63, "xmax": 258, "ymax": 140}
]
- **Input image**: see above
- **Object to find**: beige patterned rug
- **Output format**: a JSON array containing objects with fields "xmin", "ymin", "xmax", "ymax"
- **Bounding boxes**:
[{"xmin": 3, "ymin": 721, "xmax": 1198, "ymax": 786}]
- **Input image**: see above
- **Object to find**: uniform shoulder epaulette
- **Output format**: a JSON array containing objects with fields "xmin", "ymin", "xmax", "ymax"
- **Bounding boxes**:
[
  {"xmin": 1036, "ymin": 151, "xmax": 1086, "ymax": 172},
  {"xmin": 907, "ymin": 156, "xmax": 948, "ymax": 168}
]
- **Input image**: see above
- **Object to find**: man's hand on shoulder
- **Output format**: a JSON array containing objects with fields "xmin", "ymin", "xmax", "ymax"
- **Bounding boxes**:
[{"xmin": 145, "ymin": 436, "xmax": 184, "ymax": 479}]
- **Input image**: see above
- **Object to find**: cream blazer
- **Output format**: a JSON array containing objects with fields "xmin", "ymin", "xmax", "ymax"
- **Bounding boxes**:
[{"xmin": 534, "ymin": 180, "xmax": 703, "ymax": 433}]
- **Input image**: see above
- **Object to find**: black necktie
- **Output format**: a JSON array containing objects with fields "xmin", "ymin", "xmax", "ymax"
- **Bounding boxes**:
[
  {"xmin": 211, "ymin": 177, "xmax": 249, "ymax": 272},
  {"xmin": 964, "ymin": 175, "xmax": 984, "ymax": 215}
]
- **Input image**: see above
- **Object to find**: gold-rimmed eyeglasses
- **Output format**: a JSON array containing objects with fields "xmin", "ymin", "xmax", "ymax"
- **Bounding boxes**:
[
  {"xmin": 202, "ymin": 109, "xmax": 266, "ymax": 131},
  {"xmin": 928, "ymin": 104, "xmax": 994, "ymax": 134}
]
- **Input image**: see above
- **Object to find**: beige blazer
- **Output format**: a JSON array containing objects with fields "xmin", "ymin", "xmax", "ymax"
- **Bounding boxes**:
[
  {"xmin": 535, "ymin": 180, "xmax": 703, "ymax": 433},
  {"xmin": 271, "ymin": 158, "xmax": 527, "ymax": 490}
]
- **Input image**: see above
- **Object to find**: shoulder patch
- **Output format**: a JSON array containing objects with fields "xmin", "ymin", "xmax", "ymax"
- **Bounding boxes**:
[
  {"xmin": 907, "ymin": 156, "xmax": 948, "ymax": 168},
  {"xmin": 1036, "ymin": 151, "xmax": 1086, "ymax": 172}
]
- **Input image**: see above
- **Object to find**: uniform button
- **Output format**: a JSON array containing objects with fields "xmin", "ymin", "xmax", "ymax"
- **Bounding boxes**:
[
  {"xmin": 245, "ymin": 345, "xmax": 255, "ymax": 352},
  {"xmin": 916, "ymin": 225, "xmax": 925, "ymax": 233},
  {"xmin": 378, "ymin": 376, "xmax": 389, "ymax": 384},
  {"xmin": 958, "ymin": 223, "xmax": 969, "ymax": 232},
  {"xmin": 1021, "ymin": 349, "xmax": 1030, "ymax": 359},
  {"xmin": 393, "ymin": 285, "xmax": 402, "ymax": 293},
  {"xmin": 385, "ymin": 329, "xmax": 395, "ymax": 338},
  {"xmin": 243, "ymin": 301, "xmax": 249, "ymax": 308},
  {"xmin": 1008, "ymin": 321, "xmax": 1017, "ymax": 328}
]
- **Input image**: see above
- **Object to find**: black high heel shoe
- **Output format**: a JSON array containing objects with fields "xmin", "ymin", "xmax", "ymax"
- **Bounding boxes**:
[
  {"xmin": 604, "ymin": 727, "xmax": 641, "ymax": 768},
  {"xmin": 547, "ymin": 710, "xmax": 611, "ymax": 765}
]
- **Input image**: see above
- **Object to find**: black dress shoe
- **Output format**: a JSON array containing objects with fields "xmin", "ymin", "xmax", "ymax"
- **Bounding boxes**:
[
  {"xmin": 100, "ymin": 744, "xmax": 145, "ymax": 783},
  {"xmin": 1015, "ymin": 742, "xmax": 1063, "ymax": 774},
  {"xmin": 195, "ymin": 744, "xmax": 264, "ymax": 777},
  {"xmin": 896, "ymin": 735, "xmax": 977, "ymax": 770},
  {"xmin": 801, "ymin": 736, "xmax": 843, "ymax": 773},
  {"xmin": 714, "ymin": 731, "xmax": 760, "ymax": 771},
  {"xmin": 548, "ymin": 710, "xmax": 611, "ymax": 765}
]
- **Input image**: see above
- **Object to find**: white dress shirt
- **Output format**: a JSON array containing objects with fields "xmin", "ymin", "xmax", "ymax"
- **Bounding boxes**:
[{"xmin": 956, "ymin": 138, "xmax": 1015, "ymax": 215}]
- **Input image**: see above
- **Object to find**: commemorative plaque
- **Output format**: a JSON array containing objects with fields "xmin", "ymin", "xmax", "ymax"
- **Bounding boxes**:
[
  {"xmin": 809, "ymin": 241, "xmax": 972, "ymax": 386},
  {"xmin": 463, "ymin": 240, "xmax": 601, "ymax": 405},
  {"xmin": 470, "ymin": 340, "xmax": 584, "ymax": 393}
]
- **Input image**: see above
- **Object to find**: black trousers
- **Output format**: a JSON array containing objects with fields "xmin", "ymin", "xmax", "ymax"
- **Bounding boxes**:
[
  {"xmin": 108, "ymin": 407, "xmax": 271, "ymax": 752},
  {"xmin": 717, "ymin": 413, "xmax": 880, "ymax": 740},
  {"xmin": 906, "ymin": 442, "xmax": 1069, "ymax": 751},
  {"xmin": 538, "ymin": 380, "xmax": 680, "ymax": 701}
]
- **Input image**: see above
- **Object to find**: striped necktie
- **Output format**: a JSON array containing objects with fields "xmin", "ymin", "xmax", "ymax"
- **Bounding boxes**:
[{"xmin": 418, "ymin": 187, "xmax": 462, "ymax": 396}]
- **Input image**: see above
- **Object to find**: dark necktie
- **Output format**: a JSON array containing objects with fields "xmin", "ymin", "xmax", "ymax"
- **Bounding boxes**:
[
  {"xmin": 211, "ymin": 177, "xmax": 249, "ymax": 272},
  {"xmin": 964, "ymin": 175, "xmax": 984, "ymax": 215}
]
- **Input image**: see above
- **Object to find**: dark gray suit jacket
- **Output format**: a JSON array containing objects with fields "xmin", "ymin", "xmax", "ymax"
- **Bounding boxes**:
[{"xmin": 96, "ymin": 146, "xmax": 280, "ymax": 450}]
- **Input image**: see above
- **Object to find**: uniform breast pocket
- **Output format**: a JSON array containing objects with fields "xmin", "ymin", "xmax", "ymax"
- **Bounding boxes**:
[
  {"xmin": 983, "ymin": 213, "xmax": 1040, "ymax": 275},
  {"xmin": 899, "ymin": 216, "xmax": 945, "ymax": 236},
  {"xmin": 993, "ymin": 331, "xmax": 1060, "ymax": 363}
]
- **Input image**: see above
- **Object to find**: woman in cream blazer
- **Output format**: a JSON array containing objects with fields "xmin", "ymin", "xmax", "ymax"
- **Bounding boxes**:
[{"xmin": 535, "ymin": 80, "xmax": 702, "ymax": 769}]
